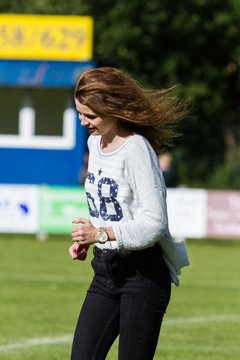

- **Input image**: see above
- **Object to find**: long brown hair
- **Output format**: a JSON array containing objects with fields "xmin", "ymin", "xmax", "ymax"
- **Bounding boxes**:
[{"xmin": 74, "ymin": 67, "xmax": 188, "ymax": 153}]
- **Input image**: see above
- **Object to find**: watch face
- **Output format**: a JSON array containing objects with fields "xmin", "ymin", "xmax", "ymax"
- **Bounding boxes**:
[{"xmin": 97, "ymin": 229, "xmax": 108, "ymax": 243}]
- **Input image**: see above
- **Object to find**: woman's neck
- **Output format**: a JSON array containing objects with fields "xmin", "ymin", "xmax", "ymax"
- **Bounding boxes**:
[{"xmin": 101, "ymin": 128, "xmax": 133, "ymax": 153}]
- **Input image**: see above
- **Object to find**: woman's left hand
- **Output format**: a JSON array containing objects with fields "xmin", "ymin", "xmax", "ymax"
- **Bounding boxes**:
[
  {"xmin": 68, "ymin": 242, "xmax": 89, "ymax": 261},
  {"xmin": 72, "ymin": 217, "xmax": 98, "ymax": 245}
]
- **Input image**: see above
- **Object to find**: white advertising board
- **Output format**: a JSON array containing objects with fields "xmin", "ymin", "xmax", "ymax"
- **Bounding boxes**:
[
  {"xmin": 0, "ymin": 185, "xmax": 38, "ymax": 233},
  {"xmin": 167, "ymin": 188, "xmax": 208, "ymax": 238}
]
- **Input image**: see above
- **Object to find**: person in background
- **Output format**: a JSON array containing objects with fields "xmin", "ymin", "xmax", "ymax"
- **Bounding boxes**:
[
  {"xmin": 68, "ymin": 67, "xmax": 190, "ymax": 360},
  {"xmin": 158, "ymin": 151, "xmax": 179, "ymax": 187}
]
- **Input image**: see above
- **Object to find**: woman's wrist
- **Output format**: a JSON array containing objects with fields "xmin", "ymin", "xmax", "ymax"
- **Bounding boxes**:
[
  {"xmin": 106, "ymin": 227, "xmax": 115, "ymax": 241},
  {"xmin": 94, "ymin": 227, "xmax": 116, "ymax": 244}
]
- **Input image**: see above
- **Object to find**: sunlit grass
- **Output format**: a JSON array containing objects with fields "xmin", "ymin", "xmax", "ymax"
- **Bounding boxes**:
[{"xmin": 0, "ymin": 235, "xmax": 240, "ymax": 359}]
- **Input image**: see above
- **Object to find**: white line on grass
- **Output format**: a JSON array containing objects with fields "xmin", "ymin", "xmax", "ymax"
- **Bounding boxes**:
[
  {"xmin": 163, "ymin": 343, "xmax": 240, "ymax": 353},
  {"xmin": 166, "ymin": 314, "xmax": 240, "ymax": 325},
  {"xmin": 0, "ymin": 334, "xmax": 72, "ymax": 353},
  {"xmin": 1, "ymin": 314, "xmax": 240, "ymax": 353},
  {"xmin": 0, "ymin": 273, "xmax": 89, "ymax": 284}
]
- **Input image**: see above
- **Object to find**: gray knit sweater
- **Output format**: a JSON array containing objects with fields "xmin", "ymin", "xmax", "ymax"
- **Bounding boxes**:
[{"xmin": 85, "ymin": 134, "xmax": 189, "ymax": 285}]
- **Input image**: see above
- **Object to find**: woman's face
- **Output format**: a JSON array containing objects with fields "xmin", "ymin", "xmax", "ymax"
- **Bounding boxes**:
[{"xmin": 75, "ymin": 98, "xmax": 117, "ymax": 136}]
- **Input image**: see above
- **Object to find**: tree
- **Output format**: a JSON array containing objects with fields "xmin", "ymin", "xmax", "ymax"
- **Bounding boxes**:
[{"xmin": 89, "ymin": 0, "xmax": 240, "ymax": 188}]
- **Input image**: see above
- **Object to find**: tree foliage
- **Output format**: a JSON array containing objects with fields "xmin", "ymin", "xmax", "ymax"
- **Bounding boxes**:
[{"xmin": 1, "ymin": 0, "xmax": 240, "ymax": 188}]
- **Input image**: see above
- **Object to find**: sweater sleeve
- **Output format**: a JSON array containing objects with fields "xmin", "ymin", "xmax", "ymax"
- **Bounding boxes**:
[{"xmin": 112, "ymin": 136, "xmax": 169, "ymax": 250}]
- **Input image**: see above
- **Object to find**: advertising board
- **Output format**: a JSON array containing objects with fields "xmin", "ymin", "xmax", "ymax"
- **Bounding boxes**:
[
  {"xmin": 0, "ymin": 14, "xmax": 93, "ymax": 61},
  {"xmin": 38, "ymin": 186, "xmax": 89, "ymax": 234},
  {"xmin": 207, "ymin": 191, "xmax": 240, "ymax": 238},
  {"xmin": 167, "ymin": 188, "xmax": 208, "ymax": 238},
  {"xmin": 0, "ymin": 185, "xmax": 38, "ymax": 233},
  {"xmin": 0, "ymin": 185, "xmax": 239, "ymax": 239}
]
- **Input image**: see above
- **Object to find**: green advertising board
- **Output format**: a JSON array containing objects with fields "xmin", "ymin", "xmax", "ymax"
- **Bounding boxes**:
[{"xmin": 39, "ymin": 186, "xmax": 89, "ymax": 234}]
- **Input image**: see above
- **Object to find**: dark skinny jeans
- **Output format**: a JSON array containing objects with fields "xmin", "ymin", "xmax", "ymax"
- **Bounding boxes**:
[{"xmin": 71, "ymin": 243, "xmax": 171, "ymax": 360}]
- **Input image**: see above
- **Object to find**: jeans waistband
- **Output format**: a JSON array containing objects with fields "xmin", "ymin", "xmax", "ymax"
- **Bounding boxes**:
[
  {"xmin": 93, "ymin": 243, "xmax": 163, "ymax": 259},
  {"xmin": 93, "ymin": 246, "xmax": 131, "ymax": 258}
]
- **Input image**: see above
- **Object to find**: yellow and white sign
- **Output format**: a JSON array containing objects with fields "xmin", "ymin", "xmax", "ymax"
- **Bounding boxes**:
[{"xmin": 0, "ymin": 14, "xmax": 93, "ymax": 61}]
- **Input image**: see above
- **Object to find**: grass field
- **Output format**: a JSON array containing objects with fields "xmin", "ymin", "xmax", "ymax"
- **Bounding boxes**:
[{"xmin": 0, "ymin": 235, "xmax": 240, "ymax": 360}]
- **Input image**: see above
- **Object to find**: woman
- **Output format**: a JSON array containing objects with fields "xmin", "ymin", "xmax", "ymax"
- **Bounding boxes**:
[{"xmin": 69, "ymin": 67, "xmax": 189, "ymax": 360}]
